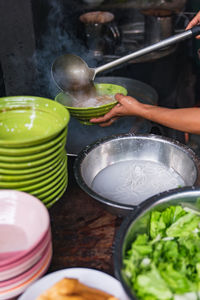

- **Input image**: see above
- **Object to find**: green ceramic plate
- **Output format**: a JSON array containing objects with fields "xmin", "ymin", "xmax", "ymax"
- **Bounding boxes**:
[
  {"xmin": 0, "ymin": 137, "xmax": 66, "ymax": 163},
  {"xmin": 19, "ymin": 155, "xmax": 67, "ymax": 192},
  {"xmin": 0, "ymin": 127, "xmax": 68, "ymax": 156},
  {"xmin": 0, "ymin": 143, "xmax": 65, "ymax": 169},
  {"xmin": 39, "ymin": 170, "xmax": 67, "ymax": 201},
  {"xmin": 0, "ymin": 96, "xmax": 70, "ymax": 147},
  {"xmin": 0, "ymin": 150, "xmax": 64, "ymax": 175},
  {"xmin": 0, "ymin": 154, "xmax": 64, "ymax": 181},
  {"xmin": 55, "ymin": 83, "xmax": 127, "ymax": 125},
  {"xmin": 0, "ymin": 156, "xmax": 66, "ymax": 188},
  {"xmin": 46, "ymin": 178, "xmax": 68, "ymax": 208},
  {"xmin": 29, "ymin": 164, "xmax": 67, "ymax": 197}
]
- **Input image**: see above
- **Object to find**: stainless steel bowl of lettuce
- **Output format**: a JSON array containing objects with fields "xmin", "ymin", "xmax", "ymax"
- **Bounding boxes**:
[{"xmin": 114, "ymin": 187, "xmax": 200, "ymax": 300}]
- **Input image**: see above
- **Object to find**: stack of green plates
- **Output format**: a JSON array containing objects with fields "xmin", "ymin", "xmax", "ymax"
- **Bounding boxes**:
[{"xmin": 0, "ymin": 96, "xmax": 70, "ymax": 208}]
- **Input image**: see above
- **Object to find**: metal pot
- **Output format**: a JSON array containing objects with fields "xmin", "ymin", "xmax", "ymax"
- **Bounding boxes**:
[
  {"xmin": 142, "ymin": 10, "xmax": 175, "ymax": 45},
  {"xmin": 78, "ymin": 11, "xmax": 121, "ymax": 57},
  {"xmin": 74, "ymin": 134, "xmax": 200, "ymax": 216}
]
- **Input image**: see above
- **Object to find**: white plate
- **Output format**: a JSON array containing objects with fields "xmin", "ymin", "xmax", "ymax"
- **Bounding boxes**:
[{"xmin": 18, "ymin": 267, "xmax": 130, "ymax": 300}]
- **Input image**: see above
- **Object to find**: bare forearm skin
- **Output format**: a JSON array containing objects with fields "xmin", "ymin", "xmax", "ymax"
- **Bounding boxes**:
[{"xmin": 140, "ymin": 105, "xmax": 200, "ymax": 134}]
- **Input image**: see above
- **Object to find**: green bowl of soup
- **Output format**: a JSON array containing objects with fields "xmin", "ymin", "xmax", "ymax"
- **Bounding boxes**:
[{"xmin": 55, "ymin": 83, "xmax": 127, "ymax": 125}]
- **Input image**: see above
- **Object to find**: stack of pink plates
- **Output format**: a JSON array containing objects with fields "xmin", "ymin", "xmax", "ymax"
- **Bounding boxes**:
[{"xmin": 0, "ymin": 190, "xmax": 52, "ymax": 300}]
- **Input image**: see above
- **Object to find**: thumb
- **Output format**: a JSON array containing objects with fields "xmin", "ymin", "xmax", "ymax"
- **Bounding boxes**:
[
  {"xmin": 115, "ymin": 93, "xmax": 128, "ymax": 104},
  {"xmin": 115, "ymin": 93, "xmax": 135, "ymax": 105}
]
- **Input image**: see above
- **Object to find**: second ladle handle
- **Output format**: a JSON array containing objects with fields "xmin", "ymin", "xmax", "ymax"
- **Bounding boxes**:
[{"xmin": 95, "ymin": 25, "xmax": 200, "ymax": 75}]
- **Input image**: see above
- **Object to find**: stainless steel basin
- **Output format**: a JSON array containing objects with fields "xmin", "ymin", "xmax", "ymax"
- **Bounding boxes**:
[{"xmin": 74, "ymin": 134, "xmax": 200, "ymax": 216}]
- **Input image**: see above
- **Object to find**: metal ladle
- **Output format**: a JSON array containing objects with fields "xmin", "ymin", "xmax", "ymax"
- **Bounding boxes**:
[{"xmin": 52, "ymin": 26, "xmax": 200, "ymax": 93}]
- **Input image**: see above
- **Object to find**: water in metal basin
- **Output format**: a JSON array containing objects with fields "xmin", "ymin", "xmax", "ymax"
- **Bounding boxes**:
[{"xmin": 92, "ymin": 160, "xmax": 185, "ymax": 205}]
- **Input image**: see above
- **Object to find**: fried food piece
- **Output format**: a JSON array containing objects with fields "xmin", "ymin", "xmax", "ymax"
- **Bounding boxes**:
[
  {"xmin": 36, "ymin": 278, "xmax": 119, "ymax": 300},
  {"xmin": 56, "ymin": 278, "xmax": 113, "ymax": 297},
  {"xmin": 37, "ymin": 296, "xmax": 84, "ymax": 300}
]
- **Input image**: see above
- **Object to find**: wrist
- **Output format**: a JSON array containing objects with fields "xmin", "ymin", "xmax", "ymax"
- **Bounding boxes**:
[{"xmin": 133, "ymin": 103, "xmax": 151, "ymax": 118}]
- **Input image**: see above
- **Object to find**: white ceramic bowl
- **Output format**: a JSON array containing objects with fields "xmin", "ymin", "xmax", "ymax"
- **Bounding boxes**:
[{"xmin": 0, "ymin": 190, "xmax": 50, "ymax": 267}]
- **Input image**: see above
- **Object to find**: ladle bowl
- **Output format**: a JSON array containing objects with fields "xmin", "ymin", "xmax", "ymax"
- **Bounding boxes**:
[
  {"xmin": 52, "ymin": 26, "xmax": 200, "ymax": 93},
  {"xmin": 52, "ymin": 54, "xmax": 95, "ymax": 92}
]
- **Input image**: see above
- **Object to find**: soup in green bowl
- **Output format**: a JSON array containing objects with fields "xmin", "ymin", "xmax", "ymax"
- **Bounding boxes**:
[{"xmin": 55, "ymin": 83, "xmax": 127, "ymax": 125}]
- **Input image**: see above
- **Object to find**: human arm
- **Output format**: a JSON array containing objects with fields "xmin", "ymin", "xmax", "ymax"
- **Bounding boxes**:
[
  {"xmin": 90, "ymin": 94, "xmax": 200, "ymax": 134},
  {"xmin": 186, "ymin": 10, "xmax": 200, "ymax": 39}
]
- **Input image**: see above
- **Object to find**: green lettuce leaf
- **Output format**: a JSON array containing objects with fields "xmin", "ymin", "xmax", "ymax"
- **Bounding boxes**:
[
  {"xmin": 160, "ymin": 263, "xmax": 197, "ymax": 294},
  {"xmin": 123, "ymin": 205, "xmax": 200, "ymax": 300},
  {"xmin": 150, "ymin": 206, "xmax": 186, "ymax": 239},
  {"xmin": 166, "ymin": 213, "xmax": 200, "ymax": 237},
  {"xmin": 134, "ymin": 265, "xmax": 173, "ymax": 300}
]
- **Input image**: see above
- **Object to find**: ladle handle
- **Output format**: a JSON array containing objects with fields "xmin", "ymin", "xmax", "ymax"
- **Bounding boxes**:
[{"xmin": 95, "ymin": 25, "xmax": 200, "ymax": 75}]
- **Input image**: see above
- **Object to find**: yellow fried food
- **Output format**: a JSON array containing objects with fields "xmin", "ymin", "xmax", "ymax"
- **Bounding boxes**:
[
  {"xmin": 37, "ymin": 296, "xmax": 84, "ymax": 300},
  {"xmin": 36, "ymin": 277, "xmax": 119, "ymax": 300}
]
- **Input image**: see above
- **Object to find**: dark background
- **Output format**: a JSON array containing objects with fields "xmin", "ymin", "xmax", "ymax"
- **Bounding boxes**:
[{"xmin": 0, "ymin": 0, "xmax": 200, "ymax": 143}]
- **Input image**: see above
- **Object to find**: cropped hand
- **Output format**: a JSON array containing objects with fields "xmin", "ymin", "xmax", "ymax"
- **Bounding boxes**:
[
  {"xmin": 90, "ymin": 93, "xmax": 142, "ymax": 127},
  {"xmin": 186, "ymin": 11, "xmax": 200, "ymax": 39}
]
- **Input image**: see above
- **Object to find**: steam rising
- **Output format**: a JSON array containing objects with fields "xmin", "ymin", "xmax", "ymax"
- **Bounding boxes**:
[
  {"xmin": 34, "ymin": 0, "xmax": 97, "ymax": 98},
  {"xmin": 33, "ymin": 0, "xmax": 136, "ymax": 155},
  {"xmin": 32, "ymin": 1, "xmax": 154, "ymax": 155}
]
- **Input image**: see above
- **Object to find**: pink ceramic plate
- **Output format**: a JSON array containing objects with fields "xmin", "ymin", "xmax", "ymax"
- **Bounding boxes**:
[
  {"xmin": 0, "ymin": 190, "xmax": 50, "ymax": 267},
  {"xmin": 0, "ymin": 247, "xmax": 52, "ymax": 300},
  {"xmin": 0, "ymin": 229, "xmax": 51, "ymax": 281},
  {"xmin": 0, "ymin": 241, "xmax": 52, "ymax": 291}
]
